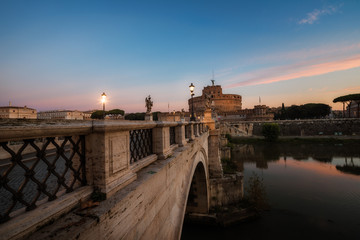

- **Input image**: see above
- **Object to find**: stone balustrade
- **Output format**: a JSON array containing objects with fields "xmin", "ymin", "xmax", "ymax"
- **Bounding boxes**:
[{"xmin": 0, "ymin": 119, "xmax": 208, "ymax": 240}]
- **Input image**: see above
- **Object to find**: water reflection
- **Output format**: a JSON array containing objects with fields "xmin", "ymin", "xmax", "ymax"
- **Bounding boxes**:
[
  {"xmin": 232, "ymin": 143, "xmax": 360, "ymax": 176},
  {"xmin": 336, "ymin": 156, "xmax": 360, "ymax": 176},
  {"xmin": 182, "ymin": 142, "xmax": 360, "ymax": 239}
]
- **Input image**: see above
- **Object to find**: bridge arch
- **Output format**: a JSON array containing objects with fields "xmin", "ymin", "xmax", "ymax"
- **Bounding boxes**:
[
  {"xmin": 185, "ymin": 161, "xmax": 209, "ymax": 214},
  {"xmin": 178, "ymin": 147, "xmax": 210, "ymax": 238}
]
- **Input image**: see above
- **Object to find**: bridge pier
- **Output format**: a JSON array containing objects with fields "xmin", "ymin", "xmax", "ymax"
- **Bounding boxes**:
[{"xmin": 208, "ymin": 129, "xmax": 223, "ymax": 178}]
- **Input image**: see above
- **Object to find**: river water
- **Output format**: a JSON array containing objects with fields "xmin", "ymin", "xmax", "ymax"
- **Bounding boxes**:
[{"xmin": 181, "ymin": 142, "xmax": 360, "ymax": 239}]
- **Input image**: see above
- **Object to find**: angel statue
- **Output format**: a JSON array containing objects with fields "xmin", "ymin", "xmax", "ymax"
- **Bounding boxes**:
[
  {"xmin": 204, "ymin": 93, "xmax": 211, "ymax": 109},
  {"xmin": 145, "ymin": 95, "xmax": 153, "ymax": 113}
]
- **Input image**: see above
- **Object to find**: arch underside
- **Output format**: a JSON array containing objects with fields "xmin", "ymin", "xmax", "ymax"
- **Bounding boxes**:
[{"xmin": 185, "ymin": 160, "xmax": 209, "ymax": 214}]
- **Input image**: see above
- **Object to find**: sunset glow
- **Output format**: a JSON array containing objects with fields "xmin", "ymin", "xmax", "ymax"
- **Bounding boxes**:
[{"xmin": 225, "ymin": 55, "xmax": 360, "ymax": 88}]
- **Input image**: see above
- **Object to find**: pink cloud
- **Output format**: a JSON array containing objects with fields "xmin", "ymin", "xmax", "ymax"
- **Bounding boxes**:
[{"xmin": 225, "ymin": 55, "xmax": 360, "ymax": 89}]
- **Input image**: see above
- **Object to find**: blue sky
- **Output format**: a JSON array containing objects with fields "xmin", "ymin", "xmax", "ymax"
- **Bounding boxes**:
[{"xmin": 1, "ymin": 0, "xmax": 359, "ymax": 112}]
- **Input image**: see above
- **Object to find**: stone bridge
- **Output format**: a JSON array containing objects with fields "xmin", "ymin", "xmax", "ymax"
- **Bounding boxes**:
[{"xmin": 0, "ymin": 119, "xmax": 241, "ymax": 240}]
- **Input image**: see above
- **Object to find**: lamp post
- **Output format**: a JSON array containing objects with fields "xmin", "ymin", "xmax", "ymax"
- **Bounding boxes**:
[
  {"xmin": 189, "ymin": 83, "xmax": 195, "ymax": 121},
  {"xmin": 101, "ymin": 92, "xmax": 107, "ymax": 119}
]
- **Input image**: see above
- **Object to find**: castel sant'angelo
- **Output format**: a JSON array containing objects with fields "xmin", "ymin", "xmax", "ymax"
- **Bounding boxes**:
[
  {"xmin": 188, "ymin": 80, "xmax": 274, "ymax": 121},
  {"xmin": 189, "ymin": 80, "xmax": 242, "ymax": 114}
]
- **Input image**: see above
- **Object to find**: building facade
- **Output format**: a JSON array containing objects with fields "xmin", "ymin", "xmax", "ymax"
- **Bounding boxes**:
[
  {"xmin": 82, "ymin": 111, "xmax": 94, "ymax": 120},
  {"xmin": 347, "ymin": 101, "xmax": 360, "ymax": 118},
  {"xmin": 220, "ymin": 105, "xmax": 274, "ymax": 121},
  {"xmin": 157, "ymin": 112, "xmax": 183, "ymax": 121},
  {"xmin": 188, "ymin": 81, "xmax": 274, "ymax": 121},
  {"xmin": 188, "ymin": 80, "xmax": 242, "ymax": 115},
  {"xmin": 37, "ymin": 110, "xmax": 85, "ymax": 120},
  {"xmin": 0, "ymin": 106, "xmax": 37, "ymax": 119}
]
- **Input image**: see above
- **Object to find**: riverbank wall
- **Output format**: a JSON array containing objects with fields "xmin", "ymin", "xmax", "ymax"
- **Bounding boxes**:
[{"xmin": 222, "ymin": 119, "xmax": 360, "ymax": 137}]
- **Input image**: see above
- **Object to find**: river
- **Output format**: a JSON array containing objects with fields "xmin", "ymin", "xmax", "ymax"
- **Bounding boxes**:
[{"xmin": 181, "ymin": 142, "xmax": 360, "ymax": 239}]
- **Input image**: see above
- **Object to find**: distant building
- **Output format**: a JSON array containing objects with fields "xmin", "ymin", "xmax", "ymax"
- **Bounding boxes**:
[
  {"xmin": 241, "ymin": 105, "xmax": 274, "ymax": 121},
  {"xmin": 37, "ymin": 110, "xmax": 85, "ymax": 120},
  {"xmin": 220, "ymin": 105, "xmax": 274, "ymax": 121},
  {"xmin": 105, "ymin": 114, "xmax": 124, "ymax": 120},
  {"xmin": 82, "ymin": 111, "xmax": 94, "ymax": 120},
  {"xmin": 347, "ymin": 101, "xmax": 360, "ymax": 118},
  {"xmin": 0, "ymin": 105, "xmax": 37, "ymax": 119},
  {"xmin": 329, "ymin": 110, "xmax": 342, "ymax": 118},
  {"xmin": 189, "ymin": 80, "xmax": 242, "ymax": 115},
  {"xmin": 157, "ymin": 112, "xmax": 183, "ymax": 121},
  {"xmin": 188, "ymin": 81, "xmax": 274, "ymax": 121}
]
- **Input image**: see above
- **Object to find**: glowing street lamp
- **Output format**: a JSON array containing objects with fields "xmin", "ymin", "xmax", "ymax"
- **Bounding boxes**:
[
  {"xmin": 101, "ymin": 92, "xmax": 107, "ymax": 119},
  {"xmin": 189, "ymin": 83, "xmax": 195, "ymax": 121}
]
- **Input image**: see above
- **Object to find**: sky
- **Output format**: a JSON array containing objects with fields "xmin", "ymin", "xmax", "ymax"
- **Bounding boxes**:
[{"xmin": 0, "ymin": 0, "xmax": 359, "ymax": 113}]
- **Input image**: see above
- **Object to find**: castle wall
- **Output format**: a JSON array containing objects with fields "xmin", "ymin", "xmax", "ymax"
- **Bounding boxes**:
[{"xmin": 188, "ymin": 84, "xmax": 242, "ymax": 114}]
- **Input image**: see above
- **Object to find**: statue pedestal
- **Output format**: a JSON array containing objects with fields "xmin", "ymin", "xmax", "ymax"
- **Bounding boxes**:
[
  {"xmin": 203, "ymin": 109, "xmax": 215, "ymax": 130},
  {"xmin": 145, "ymin": 113, "xmax": 153, "ymax": 121},
  {"xmin": 204, "ymin": 109, "xmax": 212, "ymax": 120}
]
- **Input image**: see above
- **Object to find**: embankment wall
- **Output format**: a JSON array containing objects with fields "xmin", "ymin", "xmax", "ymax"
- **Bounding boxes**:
[{"xmin": 224, "ymin": 119, "xmax": 360, "ymax": 136}]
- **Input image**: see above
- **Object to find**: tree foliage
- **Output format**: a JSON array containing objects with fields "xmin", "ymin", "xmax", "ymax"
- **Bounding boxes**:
[
  {"xmin": 91, "ymin": 110, "xmax": 106, "ymax": 119},
  {"xmin": 107, "ymin": 109, "xmax": 124, "ymax": 116},
  {"xmin": 152, "ymin": 111, "xmax": 161, "ymax": 121},
  {"xmin": 333, "ymin": 93, "xmax": 360, "ymax": 103},
  {"xmin": 333, "ymin": 93, "xmax": 360, "ymax": 118},
  {"xmin": 124, "ymin": 111, "xmax": 161, "ymax": 121},
  {"xmin": 274, "ymin": 103, "xmax": 331, "ymax": 120},
  {"xmin": 261, "ymin": 123, "xmax": 280, "ymax": 141},
  {"xmin": 125, "ymin": 112, "xmax": 145, "ymax": 120},
  {"xmin": 91, "ymin": 109, "xmax": 125, "ymax": 119}
]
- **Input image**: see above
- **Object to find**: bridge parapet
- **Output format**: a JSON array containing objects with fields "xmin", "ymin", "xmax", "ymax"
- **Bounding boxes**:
[{"xmin": 0, "ymin": 119, "xmax": 208, "ymax": 240}]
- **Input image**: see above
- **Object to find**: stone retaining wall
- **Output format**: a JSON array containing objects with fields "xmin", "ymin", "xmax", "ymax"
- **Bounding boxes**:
[{"xmin": 225, "ymin": 119, "xmax": 360, "ymax": 136}]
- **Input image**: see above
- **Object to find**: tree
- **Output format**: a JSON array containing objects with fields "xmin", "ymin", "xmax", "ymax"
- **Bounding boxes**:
[
  {"xmin": 125, "ymin": 112, "xmax": 146, "ymax": 120},
  {"xmin": 280, "ymin": 103, "xmax": 286, "ymax": 120},
  {"xmin": 152, "ymin": 111, "xmax": 161, "ymax": 121},
  {"xmin": 333, "ymin": 93, "xmax": 360, "ymax": 118},
  {"xmin": 107, "ymin": 109, "xmax": 124, "ymax": 116},
  {"xmin": 302, "ymin": 103, "xmax": 331, "ymax": 119},
  {"xmin": 286, "ymin": 105, "xmax": 301, "ymax": 119},
  {"xmin": 90, "ymin": 109, "xmax": 125, "ymax": 119},
  {"xmin": 275, "ymin": 103, "xmax": 331, "ymax": 120},
  {"xmin": 261, "ymin": 123, "xmax": 280, "ymax": 141},
  {"xmin": 91, "ymin": 110, "xmax": 106, "ymax": 119}
]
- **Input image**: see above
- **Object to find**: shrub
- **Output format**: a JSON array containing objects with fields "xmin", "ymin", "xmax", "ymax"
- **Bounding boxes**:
[{"xmin": 261, "ymin": 123, "xmax": 280, "ymax": 141}]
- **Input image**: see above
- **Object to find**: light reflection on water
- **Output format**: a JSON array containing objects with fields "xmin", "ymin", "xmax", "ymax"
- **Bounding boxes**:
[
  {"xmin": 235, "ymin": 143, "xmax": 360, "ymax": 225},
  {"xmin": 182, "ymin": 142, "xmax": 360, "ymax": 239}
]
